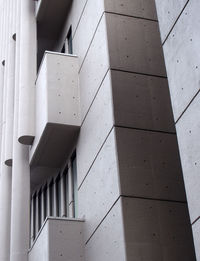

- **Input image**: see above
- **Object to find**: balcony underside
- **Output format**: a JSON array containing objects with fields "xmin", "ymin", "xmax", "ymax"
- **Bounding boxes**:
[
  {"xmin": 30, "ymin": 123, "xmax": 80, "ymax": 168},
  {"xmin": 36, "ymin": 0, "xmax": 72, "ymax": 66}
]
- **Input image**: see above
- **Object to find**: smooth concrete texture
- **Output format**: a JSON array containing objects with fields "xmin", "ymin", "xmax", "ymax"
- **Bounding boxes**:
[
  {"xmin": 106, "ymin": 13, "xmax": 166, "ymax": 77},
  {"xmin": 192, "ymin": 220, "xmax": 200, "ymax": 261},
  {"xmin": 29, "ymin": 219, "xmax": 49, "ymax": 261},
  {"xmin": 4, "ymin": 36, "xmax": 15, "ymax": 166},
  {"xmin": 0, "ymin": 0, "xmax": 197, "ymax": 260},
  {"xmin": 122, "ymin": 197, "xmax": 196, "ymax": 261},
  {"xmin": 115, "ymin": 127, "xmax": 186, "ymax": 202},
  {"xmin": 18, "ymin": 0, "xmax": 36, "ymax": 145},
  {"xmin": 78, "ymin": 14, "xmax": 110, "ymax": 120},
  {"xmin": 85, "ymin": 198, "xmax": 126, "ymax": 261},
  {"xmin": 4, "ymin": 0, "xmax": 16, "ymax": 166},
  {"xmin": 73, "ymin": 0, "xmax": 104, "ymax": 66},
  {"xmin": 105, "ymin": 0, "xmax": 157, "ymax": 20},
  {"xmin": 155, "ymin": 0, "xmax": 188, "ymax": 42},
  {"xmin": 9, "ymin": 1, "xmax": 30, "ymax": 260},
  {"xmin": 0, "ymin": 165, "xmax": 12, "ymax": 261},
  {"xmin": 156, "ymin": 0, "xmax": 200, "ymax": 258},
  {"xmin": 30, "ymin": 52, "xmax": 80, "ymax": 168},
  {"xmin": 29, "ymin": 218, "xmax": 85, "ymax": 261},
  {"xmin": 162, "ymin": 0, "xmax": 200, "ymax": 121},
  {"xmin": 176, "ymin": 92, "xmax": 200, "ymax": 222},
  {"xmin": 0, "ymin": 65, "xmax": 4, "ymax": 154},
  {"xmin": 10, "ymin": 144, "xmax": 30, "ymax": 261},
  {"xmin": 111, "ymin": 70, "xmax": 175, "ymax": 132},
  {"xmin": 77, "ymin": 70, "xmax": 114, "ymax": 188},
  {"xmin": 78, "ymin": 129, "xmax": 120, "ymax": 241}
]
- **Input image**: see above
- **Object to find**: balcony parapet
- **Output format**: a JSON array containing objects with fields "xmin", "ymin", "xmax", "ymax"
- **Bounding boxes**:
[
  {"xmin": 29, "ymin": 217, "xmax": 85, "ymax": 261},
  {"xmin": 30, "ymin": 51, "xmax": 80, "ymax": 168}
]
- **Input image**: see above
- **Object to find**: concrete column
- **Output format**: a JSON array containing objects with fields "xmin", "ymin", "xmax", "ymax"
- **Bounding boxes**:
[
  {"xmin": 10, "ymin": 1, "xmax": 31, "ymax": 260},
  {"xmin": 0, "ymin": 1, "xmax": 12, "ymax": 255},
  {"xmin": 10, "ymin": 143, "xmax": 30, "ymax": 261},
  {"xmin": 0, "ymin": 165, "xmax": 12, "ymax": 261},
  {"xmin": 18, "ymin": 0, "xmax": 36, "ymax": 145},
  {"xmin": 4, "ymin": 0, "xmax": 16, "ymax": 166}
]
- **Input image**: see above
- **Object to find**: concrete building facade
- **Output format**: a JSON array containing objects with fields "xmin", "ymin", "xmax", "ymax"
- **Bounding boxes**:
[
  {"xmin": 0, "ymin": 0, "xmax": 198, "ymax": 260},
  {"xmin": 156, "ymin": 0, "xmax": 200, "ymax": 260}
]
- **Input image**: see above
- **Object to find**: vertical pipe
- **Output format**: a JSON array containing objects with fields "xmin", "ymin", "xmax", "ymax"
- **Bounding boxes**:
[
  {"xmin": 0, "ymin": 0, "xmax": 12, "ymax": 259},
  {"xmin": 10, "ymin": 1, "xmax": 31, "ymax": 261},
  {"xmin": 18, "ymin": 0, "xmax": 36, "ymax": 145},
  {"xmin": 4, "ymin": 0, "xmax": 16, "ymax": 166},
  {"xmin": 0, "ymin": 66, "xmax": 12, "ymax": 261}
]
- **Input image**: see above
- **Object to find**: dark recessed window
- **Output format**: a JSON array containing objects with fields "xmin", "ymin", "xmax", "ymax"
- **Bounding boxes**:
[{"xmin": 67, "ymin": 26, "xmax": 73, "ymax": 54}]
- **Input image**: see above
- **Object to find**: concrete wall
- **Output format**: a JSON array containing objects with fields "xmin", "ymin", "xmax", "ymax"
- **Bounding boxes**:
[
  {"xmin": 29, "ymin": 218, "xmax": 84, "ymax": 261},
  {"xmin": 155, "ymin": 0, "xmax": 200, "ymax": 259},
  {"xmin": 56, "ymin": 0, "xmax": 196, "ymax": 260}
]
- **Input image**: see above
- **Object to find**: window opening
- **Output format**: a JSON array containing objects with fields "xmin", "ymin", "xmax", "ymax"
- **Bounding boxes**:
[
  {"xmin": 67, "ymin": 26, "xmax": 73, "ymax": 54},
  {"xmin": 71, "ymin": 152, "xmax": 78, "ymax": 218},
  {"xmin": 49, "ymin": 180, "xmax": 54, "ymax": 216},
  {"xmin": 43, "ymin": 184, "xmax": 47, "ymax": 221},
  {"xmin": 30, "ymin": 150, "xmax": 78, "ymax": 243},
  {"xmin": 38, "ymin": 190, "xmax": 42, "ymax": 231},
  {"xmin": 61, "ymin": 43, "xmax": 65, "ymax": 54},
  {"xmin": 32, "ymin": 194, "xmax": 37, "ymax": 240},
  {"xmin": 56, "ymin": 174, "xmax": 61, "ymax": 216}
]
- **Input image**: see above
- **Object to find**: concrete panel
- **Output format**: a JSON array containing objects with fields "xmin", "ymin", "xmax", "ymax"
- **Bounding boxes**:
[
  {"xmin": 192, "ymin": 220, "xmax": 200, "ymax": 261},
  {"xmin": 77, "ymin": 71, "xmax": 114, "ymax": 187},
  {"xmin": 105, "ymin": 0, "xmax": 157, "ymax": 20},
  {"xmin": 29, "ymin": 218, "xmax": 84, "ymax": 261},
  {"xmin": 78, "ymin": 129, "xmax": 120, "ymax": 241},
  {"xmin": 176, "ymin": 92, "xmax": 200, "ymax": 222},
  {"xmin": 106, "ymin": 13, "xmax": 166, "ymax": 77},
  {"xmin": 85, "ymin": 198, "xmax": 126, "ymax": 261},
  {"xmin": 73, "ymin": 0, "xmax": 104, "ymax": 66},
  {"xmin": 115, "ymin": 127, "xmax": 186, "ymax": 201},
  {"xmin": 30, "ymin": 52, "xmax": 80, "ymax": 168},
  {"xmin": 79, "ymin": 14, "xmax": 109, "ymax": 119},
  {"xmin": 122, "ymin": 197, "xmax": 196, "ymax": 261},
  {"xmin": 111, "ymin": 70, "xmax": 175, "ymax": 132},
  {"xmin": 155, "ymin": 0, "xmax": 188, "ymax": 42},
  {"xmin": 29, "ymin": 221, "xmax": 49, "ymax": 261},
  {"xmin": 163, "ymin": 0, "xmax": 200, "ymax": 121},
  {"xmin": 48, "ymin": 218, "xmax": 84, "ymax": 261}
]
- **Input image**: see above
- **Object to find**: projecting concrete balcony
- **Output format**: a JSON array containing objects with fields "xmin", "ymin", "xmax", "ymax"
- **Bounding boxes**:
[
  {"xmin": 35, "ymin": 0, "xmax": 72, "ymax": 24},
  {"xmin": 30, "ymin": 51, "xmax": 80, "ymax": 168},
  {"xmin": 29, "ymin": 217, "xmax": 85, "ymax": 261}
]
